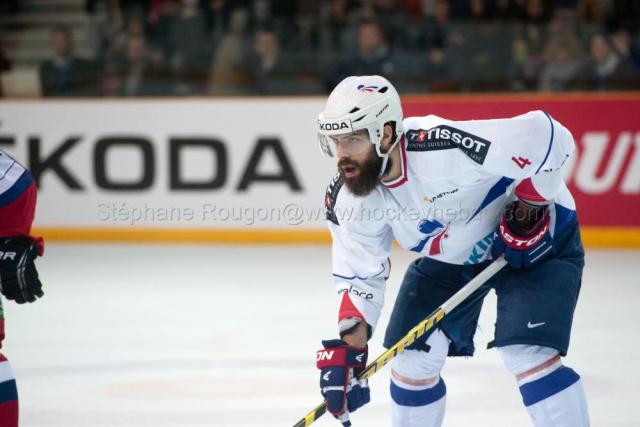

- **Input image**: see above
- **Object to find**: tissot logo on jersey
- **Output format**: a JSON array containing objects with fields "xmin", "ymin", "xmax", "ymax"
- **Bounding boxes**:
[{"xmin": 407, "ymin": 125, "xmax": 491, "ymax": 164}]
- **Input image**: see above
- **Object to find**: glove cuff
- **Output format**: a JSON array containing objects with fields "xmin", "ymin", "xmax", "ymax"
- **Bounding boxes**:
[
  {"xmin": 498, "ymin": 213, "xmax": 550, "ymax": 250},
  {"xmin": 317, "ymin": 341, "xmax": 368, "ymax": 369}
]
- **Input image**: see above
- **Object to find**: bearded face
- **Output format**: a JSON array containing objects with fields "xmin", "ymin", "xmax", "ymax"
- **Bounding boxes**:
[{"xmin": 337, "ymin": 145, "xmax": 383, "ymax": 196}]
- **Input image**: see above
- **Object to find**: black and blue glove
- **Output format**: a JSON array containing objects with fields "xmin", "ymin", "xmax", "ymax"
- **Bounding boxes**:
[{"xmin": 0, "ymin": 236, "xmax": 44, "ymax": 303}]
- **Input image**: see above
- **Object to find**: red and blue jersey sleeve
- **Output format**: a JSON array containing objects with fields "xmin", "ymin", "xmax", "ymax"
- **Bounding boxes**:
[{"xmin": 0, "ymin": 151, "xmax": 41, "ymax": 251}]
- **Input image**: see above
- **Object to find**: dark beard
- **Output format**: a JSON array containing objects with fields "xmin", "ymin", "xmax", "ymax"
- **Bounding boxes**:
[{"xmin": 338, "ymin": 150, "xmax": 383, "ymax": 197}]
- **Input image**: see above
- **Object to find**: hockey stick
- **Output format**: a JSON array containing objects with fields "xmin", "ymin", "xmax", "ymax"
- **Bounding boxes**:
[{"xmin": 292, "ymin": 256, "xmax": 508, "ymax": 427}]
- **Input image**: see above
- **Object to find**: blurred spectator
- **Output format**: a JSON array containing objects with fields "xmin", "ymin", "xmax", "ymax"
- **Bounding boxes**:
[
  {"xmin": 327, "ymin": 19, "xmax": 393, "ymax": 90},
  {"xmin": 247, "ymin": 27, "xmax": 307, "ymax": 94},
  {"xmin": 171, "ymin": 0, "xmax": 210, "ymax": 94},
  {"xmin": 538, "ymin": 32, "xmax": 585, "ymax": 91},
  {"xmin": 585, "ymin": 32, "xmax": 639, "ymax": 89},
  {"xmin": 373, "ymin": 0, "xmax": 408, "ymax": 47},
  {"xmin": 291, "ymin": 0, "xmax": 322, "ymax": 52},
  {"xmin": 420, "ymin": 0, "xmax": 449, "ymax": 49},
  {"xmin": 251, "ymin": 28, "xmax": 280, "ymax": 93},
  {"xmin": 106, "ymin": 35, "xmax": 170, "ymax": 96},
  {"xmin": 0, "ymin": 39, "xmax": 12, "ymax": 97},
  {"xmin": 208, "ymin": 8, "xmax": 251, "ymax": 95},
  {"xmin": 39, "ymin": 27, "xmax": 100, "ymax": 97},
  {"xmin": 320, "ymin": 0, "xmax": 353, "ymax": 52},
  {"xmin": 521, "ymin": 0, "xmax": 553, "ymax": 23},
  {"xmin": 106, "ymin": 15, "xmax": 148, "ymax": 67},
  {"xmin": 468, "ymin": 0, "xmax": 495, "ymax": 21},
  {"xmin": 150, "ymin": 0, "xmax": 181, "ymax": 64},
  {"xmin": 610, "ymin": 27, "xmax": 640, "ymax": 68},
  {"xmin": 447, "ymin": 20, "xmax": 511, "ymax": 90},
  {"xmin": 576, "ymin": 0, "xmax": 610, "ymax": 25},
  {"xmin": 204, "ymin": 0, "xmax": 231, "ymax": 40}
]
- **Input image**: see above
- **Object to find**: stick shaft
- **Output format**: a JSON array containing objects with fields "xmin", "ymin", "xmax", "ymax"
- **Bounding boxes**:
[{"xmin": 292, "ymin": 256, "xmax": 507, "ymax": 427}]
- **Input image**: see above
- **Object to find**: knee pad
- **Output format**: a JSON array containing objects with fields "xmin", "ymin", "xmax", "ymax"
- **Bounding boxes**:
[
  {"xmin": 391, "ymin": 329, "xmax": 449, "ymax": 380},
  {"xmin": 497, "ymin": 344, "xmax": 560, "ymax": 377}
]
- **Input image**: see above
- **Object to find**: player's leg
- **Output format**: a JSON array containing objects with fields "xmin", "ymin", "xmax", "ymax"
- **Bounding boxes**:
[
  {"xmin": 497, "ymin": 344, "xmax": 588, "ymax": 427},
  {"xmin": 0, "ymin": 299, "xmax": 19, "ymax": 426},
  {"xmin": 389, "ymin": 329, "xmax": 449, "ymax": 427},
  {"xmin": 493, "ymin": 221, "xmax": 588, "ymax": 427},
  {"xmin": 384, "ymin": 257, "xmax": 492, "ymax": 427}
]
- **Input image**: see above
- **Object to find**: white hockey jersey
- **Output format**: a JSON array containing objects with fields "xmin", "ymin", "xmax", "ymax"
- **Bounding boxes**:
[{"xmin": 326, "ymin": 111, "xmax": 578, "ymax": 331}]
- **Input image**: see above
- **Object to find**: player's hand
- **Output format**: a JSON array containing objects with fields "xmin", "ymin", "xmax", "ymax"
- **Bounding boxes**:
[
  {"xmin": 491, "ymin": 201, "xmax": 553, "ymax": 269},
  {"xmin": 316, "ymin": 339, "xmax": 369, "ymax": 426},
  {"xmin": 0, "ymin": 237, "xmax": 44, "ymax": 303}
]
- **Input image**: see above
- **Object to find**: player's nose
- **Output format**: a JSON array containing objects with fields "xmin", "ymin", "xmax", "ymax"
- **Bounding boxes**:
[{"xmin": 335, "ymin": 145, "xmax": 350, "ymax": 159}]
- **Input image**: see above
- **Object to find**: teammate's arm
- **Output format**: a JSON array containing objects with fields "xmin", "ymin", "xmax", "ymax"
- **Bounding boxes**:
[{"xmin": 0, "ymin": 153, "xmax": 45, "ymax": 303}]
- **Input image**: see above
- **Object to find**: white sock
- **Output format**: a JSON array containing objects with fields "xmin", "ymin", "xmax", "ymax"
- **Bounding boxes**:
[
  {"xmin": 498, "ymin": 344, "xmax": 589, "ymax": 427},
  {"xmin": 390, "ymin": 374, "xmax": 446, "ymax": 427},
  {"xmin": 519, "ymin": 366, "xmax": 589, "ymax": 427}
]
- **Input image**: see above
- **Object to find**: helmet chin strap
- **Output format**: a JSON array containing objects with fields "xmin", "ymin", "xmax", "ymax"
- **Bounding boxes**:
[{"xmin": 377, "ymin": 138, "xmax": 400, "ymax": 179}]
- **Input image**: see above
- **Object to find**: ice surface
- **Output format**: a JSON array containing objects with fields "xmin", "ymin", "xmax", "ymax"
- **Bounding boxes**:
[{"xmin": 3, "ymin": 244, "xmax": 639, "ymax": 426}]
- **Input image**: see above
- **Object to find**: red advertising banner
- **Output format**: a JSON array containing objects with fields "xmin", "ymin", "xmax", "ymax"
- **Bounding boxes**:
[{"xmin": 403, "ymin": 93, "xmax": 640, "ymax": 228}]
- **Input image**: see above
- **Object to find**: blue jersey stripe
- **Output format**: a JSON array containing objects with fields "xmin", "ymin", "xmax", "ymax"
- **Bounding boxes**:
[
  {"xmin": 536, "ymin": 112, "xmax": 555, "ymax": 174},
  {"xmin": 0, "ymin": 170, "xmax": 33, "ymax": 208},
  {"xmin": 333, "ymin": 263, "xmax": 385, "ymax": 281},
  {"xmin": 466, "ymin": 176, "xmax": 514, "ymax": 224},
  {"xmin": 0, "ymin": 379, "xmax": 18, "ymax": 404}
]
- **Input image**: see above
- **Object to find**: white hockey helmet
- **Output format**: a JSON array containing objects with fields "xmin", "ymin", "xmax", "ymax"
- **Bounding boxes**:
[{"xmin": 318, "ymin": 75, "xmax": 403, "ymax": 162}]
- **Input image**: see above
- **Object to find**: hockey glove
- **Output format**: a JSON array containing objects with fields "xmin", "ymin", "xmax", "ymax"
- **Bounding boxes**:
[
  {"xmin": 491, "ymin": 202, "xmax": 553, "ymax": 269},
  {"xmin": 0, "ymin": 237, "xmax": 44, "ymax": 303},
  {"xmin": 316, "ymin": 339, "xmax": 369, "ymax": 426}
]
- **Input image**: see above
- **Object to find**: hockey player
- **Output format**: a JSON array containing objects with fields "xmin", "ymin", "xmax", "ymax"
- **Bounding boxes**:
[
  {"xmin": 0, "ymin": 149, "xmax": 45, "ymax": 426},
  {"xmin": 315, "ymin": 75, "xmax": 588, "ymax": 427}
]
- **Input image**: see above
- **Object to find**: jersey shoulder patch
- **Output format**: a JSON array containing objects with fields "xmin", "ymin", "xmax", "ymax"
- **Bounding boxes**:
[
  {"xmin": 405, "ymin": 125, "xmax": 491, "ymax": 165},
  {"xmin": 325, "ymin": 173, "xmax": 343, "ymax": 225}
]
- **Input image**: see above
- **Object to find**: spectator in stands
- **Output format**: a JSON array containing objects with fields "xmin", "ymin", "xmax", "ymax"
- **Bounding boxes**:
[
  {"xmin": 39, "ymin": 26, "xmax": 100, "ymax": 97},
  {"xmin": 538, "ymin": 32, "xmax": 585, "ymax": 91},
  {"xmin": 326, "ymin": 19, "xmax": 393, "ymax": 90},
  {"xmin": 208, "ymin": 7, "xmax": 251, "ymax": 95},
  {"xmin": 150, "ymin": 0, "xmax": 181, "ymax": 65},
  {"xmin": 171, "ymin": 0, "xmax": 210, "ymax": 94},
  {"xmin": 372, "ymin": 0, "xmax": 408, "ymax": 48},
  {"xmin": 576, "ymin": 0, "xmax": 609, "ymax": 25},
  {"xmin": 585, "ymin": 32, "xmax": 639, "ymax": 90},
  {"xmin": 521, "ymin": 0, "xmax": 553, "ymax": 23},
  {"xmin": 447, "ymin": 15, "xmax": 511, "ymax": 90},
  {"xmin": 610, "ymin": 27, "xmax": 640, "ymax": 69},
  {"xmin": 0, "ymin": 39, "xmax": 12, "ymax": 97},
  {"xmin": 320, "ymin": 0, "xmax": 352, "ymax": 52},
  {"xmin": 203, "ymin": 0, "xmax": 231, "ymax": 43},
  {"xmin": 106, "ymin": 35, "xmax": 170, "ymax": 96},
  {"xmin": 403, "ymin": 0, "xmax": 449, "ymax": 50},
  {"xmin": 249, "ymin": 28, "xmax": 285, "ymax": 94}
]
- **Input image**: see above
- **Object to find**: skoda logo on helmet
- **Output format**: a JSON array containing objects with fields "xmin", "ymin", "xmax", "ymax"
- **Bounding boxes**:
[
  {"xmin": 320, "ymin": 122, "xmax": 349, "ymax": 131},
  {"xmin": 319, "ymin": 121, "xmax": 351, "ymax": 132}
]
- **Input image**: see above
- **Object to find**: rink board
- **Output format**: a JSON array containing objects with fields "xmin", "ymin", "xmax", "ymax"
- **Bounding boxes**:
[{"xmin": 1, "ymin": 93, "xmax": 639, "ymax": 247}]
